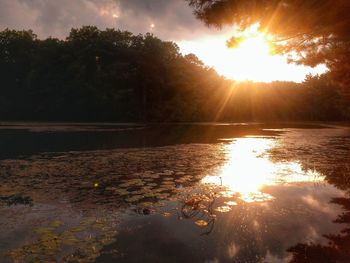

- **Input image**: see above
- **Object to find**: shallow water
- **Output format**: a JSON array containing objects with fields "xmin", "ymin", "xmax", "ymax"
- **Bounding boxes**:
[{"xmin": 0, "ymin": 123, "xmax": 349, "ymax": 262}]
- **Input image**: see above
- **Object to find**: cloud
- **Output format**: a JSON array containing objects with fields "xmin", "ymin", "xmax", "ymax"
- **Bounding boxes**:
[{"xmin": 0, "ymin": 0, "xmax": 219, "ymax": 41}]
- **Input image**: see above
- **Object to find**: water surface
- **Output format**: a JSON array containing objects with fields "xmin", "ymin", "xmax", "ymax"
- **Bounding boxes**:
[{"xmin": 0, "ymin": 123, "xmax": 349, "ymax": 262}]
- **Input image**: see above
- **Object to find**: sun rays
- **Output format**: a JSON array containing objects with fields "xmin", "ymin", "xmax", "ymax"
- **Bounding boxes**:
[{"xmin": 178, "ymin": 26, "xmax": 326, "ymax": 82}]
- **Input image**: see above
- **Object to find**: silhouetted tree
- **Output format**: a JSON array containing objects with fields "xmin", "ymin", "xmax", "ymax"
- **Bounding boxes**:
[
  {"xmin": 186, "ymin": 0, "xmax": 350, "ymax": 98},
  {"xmin": 0, "ymin": 27, "xmax": 349, "ymax": 122}
]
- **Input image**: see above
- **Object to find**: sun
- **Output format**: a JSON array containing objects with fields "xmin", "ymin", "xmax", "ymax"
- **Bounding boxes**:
[
  {"xmin": 234, "ymin": 35, "xmax": 271, "ymax": 56},
  {"xmin": 178, "ymin": 28, "xmax": 326, "ymax": 82},
  {"xmin": 224, "ymin": 34, "xmax": 274, "ymax": 81}
]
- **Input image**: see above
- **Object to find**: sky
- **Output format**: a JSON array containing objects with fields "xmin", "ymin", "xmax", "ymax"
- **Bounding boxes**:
[{"xmin": 0, "ymin": 0, "xmax": 326, "ymax": 82}]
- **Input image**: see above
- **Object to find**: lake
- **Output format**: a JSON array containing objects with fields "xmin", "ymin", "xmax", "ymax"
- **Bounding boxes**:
[{"xmin": 0, "ymin": 122, "xmax": 349, "ymax": 263}]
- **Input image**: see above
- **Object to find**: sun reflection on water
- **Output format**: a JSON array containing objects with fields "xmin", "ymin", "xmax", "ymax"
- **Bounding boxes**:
[{"xmin": 202, "ymin": 137, "xmax": 324, "ymax": 202}]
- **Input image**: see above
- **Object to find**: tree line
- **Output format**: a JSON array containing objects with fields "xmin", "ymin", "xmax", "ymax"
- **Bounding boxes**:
[{"xmin": 0, "ymin": 27, "xmax": 349, "ymax": 122}]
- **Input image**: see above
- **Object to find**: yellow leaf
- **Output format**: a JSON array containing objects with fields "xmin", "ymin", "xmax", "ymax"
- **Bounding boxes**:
[{"xmin": 195, "ymin": 220, "xmax": 208, "ymax": 227}]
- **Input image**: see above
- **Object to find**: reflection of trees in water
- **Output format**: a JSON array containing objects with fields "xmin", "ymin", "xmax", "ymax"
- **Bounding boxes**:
[
  {"xmin": 323, "ymin": 165, "xmax": 350, "ymax": 191},
  {"xmin": 288, "ymin": 197, "xmax": 350, "ymax": 263},
  {"xmin": 266, "ymin": 129, "xmax": 350, "ymax": 262}
]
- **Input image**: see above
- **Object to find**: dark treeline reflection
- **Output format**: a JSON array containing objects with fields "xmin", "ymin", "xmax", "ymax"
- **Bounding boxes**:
[
  {"xmin": 0, "ymin": 27, "xmax": 349, "ymax": 122},
  {"xmin": 288, "ymin": 197, "xmax": 350, "ymax": 263},
  {"xmin": 287, "ymin": 154, "xmax": 350, "ymax": 263}
]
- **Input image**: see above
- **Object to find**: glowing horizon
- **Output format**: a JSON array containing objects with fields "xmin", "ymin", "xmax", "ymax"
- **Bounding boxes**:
[{"xmin": 178, "ymin": 29, "xmax": 327, "ymax": 83}]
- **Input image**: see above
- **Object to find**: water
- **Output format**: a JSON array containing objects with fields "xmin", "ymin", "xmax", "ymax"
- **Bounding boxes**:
[{"xmin": 0, "ymin": 123, "xmax": 349, "ymax": 262}]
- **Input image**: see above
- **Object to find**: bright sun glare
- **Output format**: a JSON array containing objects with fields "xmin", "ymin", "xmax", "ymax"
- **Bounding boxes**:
[
  {"xmin": 178, "ymin": 27, "xmax": 327, "ymax": 82},
  {"xmin": 202, "ymin": 137, "xmax": 324, "ymax": 203}
]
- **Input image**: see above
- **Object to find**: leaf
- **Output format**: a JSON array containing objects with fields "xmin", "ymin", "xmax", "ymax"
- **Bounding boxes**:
[
  {"xmin": 50, "ymin": 220, "xmax": 64, "ymax": 228},
  {"xmin": 125, "ymin": 195, "xmax": 143, "ymax": 202},
  {"xmin": 195, "ymin": 220, "xmax": 208, "ymax": 227},
  {"xmin": 162, "ymin": 212, "xmax": 171, "ymax": 217},
  {"xmin": 225, "ymin": 201, "xmax": 238, "ymax": 206},
  {"xmin": 114, "ymin": 188, "xmax": 130, "ymax": 195},
  {"xmin": 215, "ymin": 206, "xmax": 231, "ymax": 213}
]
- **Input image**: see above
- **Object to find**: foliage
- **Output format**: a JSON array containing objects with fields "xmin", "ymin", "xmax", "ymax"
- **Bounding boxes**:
[
  {"xmin": 186, "ymin": 0, "xmax": 350, "ymax": 97},
  {"xmin": 0, "ymin": 27, "xmax": 349, "ymax": 122}
]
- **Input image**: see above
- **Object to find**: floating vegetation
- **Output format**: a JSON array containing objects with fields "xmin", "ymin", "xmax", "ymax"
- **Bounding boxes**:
[
  {"xmin": 214, "ymin": 206, "xmax": 232, "ymax": 213},
  {"xmin": 6, "ymin": 218, "xmax": 117, "ymax": 263},
  {"xmin": 139, "ymin": 202, "xmax": 154, "ymax": 207},
  {"xmin": 225, "ymin": 201, "xmax": 238, "ymax": 206},
  {"xmin": 125, "ymin": 195, "xmax": 144, "ymax": 203},
  {"xmin": 162, "ymin": 212, "xmax": 172, "ymax": 217},
  {"xmin": 1, "ymin": 125, "xmax": 349, "ymax": 262},
  {"xmin": 136, "ymin": 207, "xmax": 156, "ymax": 215},
  {"xmin": 156, "ymin": 193, "xmax": 171, "ymax": 199},
  {"xmin": 0, "ymin": 142, "xmax": 274, "ymax": 259},
  {"xmin": 50, "ymin": 220, "xmax": 64, "ymax": 228},
  {"xmin": 239, "ymin": 192, "xmax": 274, "ymax": 203},
  {"xmin": 154, "ymin": 202, "xmax": 166, "ymax": 207},
  {"xmin": 112, "ymin": 188, "xmax": 130, "ymax": 196},
  {"xmin": 195, "ymin": 220, "xmax": 209, "ymax": 227},
  {"xmin": 163, "ymin": 177, "xmax": 174, "ymax": 181}
]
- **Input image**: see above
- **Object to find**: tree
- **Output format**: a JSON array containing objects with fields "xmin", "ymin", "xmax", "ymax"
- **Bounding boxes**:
[
  {"xmin": 186, "ymin": 0, "xmax": 350, "ymax": 98},
  {"xmin": 0, "ymin": 27, "xmax": 348, "ymax": 122}
]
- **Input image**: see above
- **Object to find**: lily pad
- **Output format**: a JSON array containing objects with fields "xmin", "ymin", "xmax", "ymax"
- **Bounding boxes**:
[
  {"xmin": 126, "ymin": 195, "xmax": 144, "ymax": 202},
  {"xmin": 225, "ymin": 201, "xmax": 238, "ymax": 206},
  {"xmin": 215, "ymin": 206, "xmax": 231, "ymax": 213},
  {"xmin": 195, "ymin": 220, "xmax": 208, "ymax": 227}
]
